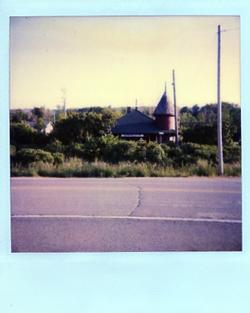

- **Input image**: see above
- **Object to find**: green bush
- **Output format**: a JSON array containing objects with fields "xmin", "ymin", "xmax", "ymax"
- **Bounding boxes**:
[
  {"xmin": 190, "ymin": 159, "xmax": 216, "ymax": 176},
  {"xmin": 46, "ymin": 139, "xmax": 65, "ymax": 153},
  {"xmin": 116, "ymin": 141, "xmax": 137, "ymax": 162},
  {"xmin": 224, "ymin": 144, "xmax": 241, "ymax": 163},
  {"xmin": 145, "ymin": 141, "xmax": 166, "ymax": 164},
  {"xmin": 101, "ymin": 137, "xmax": 137, "ymax": 163},
  {"xmin": 82, "ymin": 139, "xmax": 100, "ymax": 162},
  {"xmin": 16, "ymin": 148, "xmax": 54, "ymax": 165},
  {"xmin": 10, "ymin": 145, "xmax": 16, "ymax": 157},
  {"xmin": 224, "ymin": 163, "xmax": 241, "ymax": 176},
  {"xmin": 52, "ymin": 152, "xmax": 64, "ymax": 165},
  {"xmin": 133, "ymin": 139, "xmax": 147, "ymax": 162},
  {"xmin": 117, "ymin": 162, "xmax": 149, "ymax": 177},
  {"xmin": 11, "ymin": 165, "xmax": 38, "ymax": 177},
  {"xmin": 65, "ymin": 143, "xmax": 85, "ymax": 158},
  {"xmin": 192, "ymin": 144, "xmax": 217, "ymax": 165},
  {"xmin": 164, "ymin": 144, "xmax": 196, "ymax": 167}
]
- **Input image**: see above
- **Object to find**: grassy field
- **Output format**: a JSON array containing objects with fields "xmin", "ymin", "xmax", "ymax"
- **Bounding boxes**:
[{"xmin": 11, "ymin": 158, "xmax": 241, "ymax": 177}]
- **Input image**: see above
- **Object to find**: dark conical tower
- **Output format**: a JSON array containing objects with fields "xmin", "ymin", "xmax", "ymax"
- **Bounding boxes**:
[{"xmin": 153, "ymin": 85, "xmax": 175, "ymax": 131}]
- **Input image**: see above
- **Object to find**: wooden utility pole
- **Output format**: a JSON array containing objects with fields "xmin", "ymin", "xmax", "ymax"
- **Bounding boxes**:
[
  {"xmin": 172, "ymin": 69, "xmax": 179, "ymax": 145},
  {"xmin": 217, "ymin": 25, "xmax": 224, "ymax": 175},
  {"xmin": 61, "ymin": 88, "xmax": 67, "ymax": 118}
]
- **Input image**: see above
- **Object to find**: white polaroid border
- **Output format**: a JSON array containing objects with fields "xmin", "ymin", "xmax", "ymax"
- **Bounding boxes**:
[{"xmin": 0, "ymin": 1, "xmax": 249, "ymax": 313}]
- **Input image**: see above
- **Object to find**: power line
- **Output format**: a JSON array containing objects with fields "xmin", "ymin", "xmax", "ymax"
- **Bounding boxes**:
[{"xmin": 221, "ymin": 27, "xmax": 240, "ymax": 32}]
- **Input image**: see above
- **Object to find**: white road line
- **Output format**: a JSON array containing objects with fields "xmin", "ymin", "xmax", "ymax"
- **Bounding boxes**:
[{"xmin": 11, "ymin": 214, "xmax": 242, "ymax": 224}]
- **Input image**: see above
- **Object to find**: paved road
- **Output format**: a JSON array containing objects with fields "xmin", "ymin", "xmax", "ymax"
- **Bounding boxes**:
[{"xmin": 11, "ymin": 177, "xmax": 242, "ymax": 252}]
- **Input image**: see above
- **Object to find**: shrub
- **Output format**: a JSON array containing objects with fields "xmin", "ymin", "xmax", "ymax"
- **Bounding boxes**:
[
  {"xmin": 192, "ymin": 159, "xmax": 216, "ymax": 176},
  {"xmin": 46, "ymin": 139, "xmax": 65, "ymax": 153},
  {"xmin": 223, "ymin": 144, "xmax": 241, "ymax": 163},
  {"xmin": 52, "ymin": 152, "xmax": 64, "ymax": 165},
  {"xmin": 82, "ymin": 139, "xmax": 100, "ymax": 162},
  {"xmin": 65, "ymin": 143, "xmax": 85, "ymax": 158},
  {"xmin": 165, "ymin": 145, "xmax": 195, "ymax": 167},
  {"xmin": 10, "ymin": 145, "xmax": 16, "ymax": 157},
  {"xmin": 133, "ymin": 139, "xmax": 147, "ymax": 162},
  {"xmin": 192, "ymin": 144, "xmax": 217, "ymax": 165},
  {"xmin": 101, "ymin": 137, "xmax": 137, "ymax": 163},
  {"xmin": 224, "ymin": 163, "xmax": 241, "ymax": 176},
  {"xmin": 117, "ymin": 162, "xmax": 149, "ymax": 177},
  {"xmin": 145, "ymin": 141, "xmax": 166, "ymax": 164},
  {"xmin": 116, "ymin": 141, "xmax": 137, "ymax": 162},
  {"xmin": 16, "ymin": 148, "xmax": 54, "ymax": 165}
]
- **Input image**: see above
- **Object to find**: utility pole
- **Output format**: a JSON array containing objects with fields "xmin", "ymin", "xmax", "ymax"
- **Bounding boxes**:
[
  {"xmin": 172, "ymin": 69, "xmax": 179, "ymax": 145},
  {"xmin": 61, "ymin": 88, "xmax": 67, "ymax": 118},
  {"xmin": 217, "ymin": 25, "xmax": 224, "ymax": 175}
]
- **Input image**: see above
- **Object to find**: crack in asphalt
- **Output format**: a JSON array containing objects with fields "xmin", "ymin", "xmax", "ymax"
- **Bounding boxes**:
[{"xmin": 127, "ymin": 184, "xmax": 142, "ymax": 216}]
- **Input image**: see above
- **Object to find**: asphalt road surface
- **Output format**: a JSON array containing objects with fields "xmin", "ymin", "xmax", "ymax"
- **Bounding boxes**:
[{"xmin": 11, "ymin": 177, "xmax": 242, "ymax": 252}]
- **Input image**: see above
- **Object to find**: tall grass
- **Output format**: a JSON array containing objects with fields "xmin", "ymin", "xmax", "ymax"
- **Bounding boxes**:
[{"xmin": 11, "ymin": 158, "xmax": 241, "ymax": 178}]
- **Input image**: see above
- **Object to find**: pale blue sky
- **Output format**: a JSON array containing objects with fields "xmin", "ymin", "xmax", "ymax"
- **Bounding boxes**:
[{"xmin": 10, "ymin": 16, "xmax": 240, "ymax": 109}]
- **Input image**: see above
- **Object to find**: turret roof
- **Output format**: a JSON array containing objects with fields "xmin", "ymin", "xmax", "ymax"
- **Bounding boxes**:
[{"xmin": 153, "ymin": 91, "xmax": 174, "ymax": 116}]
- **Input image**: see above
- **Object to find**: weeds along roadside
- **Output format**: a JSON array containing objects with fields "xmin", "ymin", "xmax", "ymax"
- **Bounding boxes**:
[{"xmin": 11, "ymin": 158, "xmax": 241, "ymax": 178}]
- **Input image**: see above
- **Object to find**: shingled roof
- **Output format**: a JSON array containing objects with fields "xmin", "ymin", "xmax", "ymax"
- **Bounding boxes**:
[
  {"xmin": 112, "ymin": 109, "xmax": 173, "ymax": 134},
  {"xmin": 153, "ymin": 91, "xmax": 174, "ymax": 116}
]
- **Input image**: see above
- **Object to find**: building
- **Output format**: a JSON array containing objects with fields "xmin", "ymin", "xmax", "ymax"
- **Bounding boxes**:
[
  {"xmin": 112, "ymin": 88, "xmax": 176, "ymax": 143},
  {"xmin": 42, "ymin": 121, "xmax": 54, "ymax": 134}
]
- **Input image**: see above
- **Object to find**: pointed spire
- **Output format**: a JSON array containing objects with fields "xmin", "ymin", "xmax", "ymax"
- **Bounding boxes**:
[{"xmin": 153, "ymin": 83, "xmax": 174, "ymax": 116}]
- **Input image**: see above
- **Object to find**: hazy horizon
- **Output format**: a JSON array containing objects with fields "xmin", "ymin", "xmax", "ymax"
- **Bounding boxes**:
[{"xmin": 10, "ymin": 16, "xmax": 240, "ymax": 109}]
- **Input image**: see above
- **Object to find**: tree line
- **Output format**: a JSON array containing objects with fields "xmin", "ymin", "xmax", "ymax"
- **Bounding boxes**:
[{"xmin": 10, "ymin": 103, "xmax": 241, "ymax": 174}]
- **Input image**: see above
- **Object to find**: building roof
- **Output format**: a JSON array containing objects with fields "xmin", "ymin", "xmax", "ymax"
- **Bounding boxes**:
[
  {"xmin": 115, "ymin": 109, "xmax": 154, "ymax": 126},
  {"xmin": 112, "ymin": 109, "xmax": 174, "ymax": 135},
  {"xmin": 153, "ymin": 91, "xmax": 174, "ymax": 116}
]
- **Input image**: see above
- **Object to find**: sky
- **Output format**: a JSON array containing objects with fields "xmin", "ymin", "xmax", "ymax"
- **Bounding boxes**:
[{"xmin": 10, "ymin": 16, "xmax": 240, "ymax": 109}]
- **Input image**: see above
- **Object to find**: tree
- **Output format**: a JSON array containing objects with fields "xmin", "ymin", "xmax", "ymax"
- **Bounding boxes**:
[
  {"xmin": 52, "ymin": 109, "xmax": 119, "ymax": 145},
  {"xmin": 191, "ymin": 105, "xmax": 200, "ymax": 117},
  {"xmin": 179, "ymin": 102, "xmax": 240, "ymax": 145},
  {"xmin": 31, "ymin": 107, "xmax": 45, "ymax": 119},
  {"xmin": 52, "ymin": 113, "xmax": 87, "ymax": 145},
  {"xmin": 36, "ymin": 117, "xmax": 46, "ymax": 132},
  {"xmin": 10, "ymin": 122, "xmax": 36, "ymax": 148},
  {"xmin": 10, "ymin": 110, "xmax": 29, "ymax": 123},
  {"xmin": 182, "ymin": 124, "xmax": 217, "ymax": 145},
  {"xmin": 222, "ymin": 102, "xmax": 241, "ymax": 144}
]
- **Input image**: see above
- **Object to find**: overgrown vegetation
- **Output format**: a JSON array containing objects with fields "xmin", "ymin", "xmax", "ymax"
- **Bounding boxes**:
[
  {"xmin": 10, "ymin": 104, "xmax": 241, "ymax": 177},
  {"xmin": 11, "ymin": 159, "xmax": 241, "ymax": 178}
]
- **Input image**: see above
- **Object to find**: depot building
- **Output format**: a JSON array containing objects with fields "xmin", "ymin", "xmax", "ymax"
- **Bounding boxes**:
[{"xmin": 112, "ymin": 88, "xmax": 177, "ymax": 143}]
